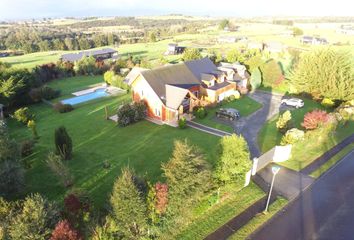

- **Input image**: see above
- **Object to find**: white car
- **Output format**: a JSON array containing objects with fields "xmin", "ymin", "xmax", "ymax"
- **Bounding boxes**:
[{"xmin": 281, "ymin": 98, "xmax": 304, "ymax": 108}]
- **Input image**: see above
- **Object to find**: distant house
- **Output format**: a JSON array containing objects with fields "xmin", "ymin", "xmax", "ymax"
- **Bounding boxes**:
[
  {"xmin": 264, "ymin": 42, "xmax": 287, "ymax": 53},
  {"xmin": 164, "ymin": 43, "xmax": 186, "ymax": 55},
  {"xmin": 127, "ymin": 58, "xmax": 239, "ymax": 125},
  {"xmin": 60, "ymin": 48, "xmax": 118, "ymax": 62},
  {"xmin": 300, "ymin": 36, "xmax": 328, "ymax": 45},
  {"xmin": 338, "ymin": 25, "xmax": 354, "ymax": 35},
  {"xmin": 218, "ymin": 36, "xmax": 248, "ymax": 44}
]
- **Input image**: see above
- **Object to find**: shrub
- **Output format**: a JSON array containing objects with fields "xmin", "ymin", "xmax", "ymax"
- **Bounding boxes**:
[
  {"xmin": 20, "ymin": 139, "xmax": 35, "ymax": 157},
  {"xmin": 14, "ymin": 107, "xmax": 33, "ymax": 124},
  {"xmin": 41, "ymin": 85, "xmax": 60, "ymax": 100},
  {"xmin": 54, "ymin": 126, "xmax": 73, "ymax": 160},
  {"xmin": 280, "ymin": 128, "xmax": 305, "ymax": 145},
  {"xmin": 117, "ymin": 101, "xmax": 147, "ymax": 127},
  {"xmin": 178, "ymin": 117, "xmax": 187, "ymax": 129},
  {"xmin": 302, "ymin": 110, "xmax": 329, "ymax": 130},
  {"xmin": 63, "ymin": 191, "xmax": 90, "ymax": 230},
  {"xmin": 276, "ymin": 110, "xmax": 293, "ymax": 133},
  {"xmin": 53, "ymin": 102, "xmax": 74, "ymax": 113},
  {"xmin": 28, "ymin": 88, "xmax": 42, "ymax": 102},
  {"xmin": 321, "ymin": 98, "xmax": 335, "ymax": 108},
  {"xmin": 50, "ymin": 220, "xmax": 82, "ymax": 240},
  {"xmin": 27, "ymin": 120, "xmax": 39, "ymax": 139},
  {"xmin": 46, "ymin": 152, "xmax": 74, "ymax": 187},
  {"xmin": 155, "ymin": 183, "xmax": 168, "ymax": 215},
  {"xmin": 194, "ymin": 107, "xmax": 207, "ymax": 119}
]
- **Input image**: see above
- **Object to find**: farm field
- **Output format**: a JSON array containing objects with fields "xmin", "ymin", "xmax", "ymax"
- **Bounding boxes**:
[
  {"xmin": 3, "ymin": 21, "xmax": 353, "ymax": 69},
  {"xmin": 8, "ymin": 76, "xmax": 221, "ymax": 208}
]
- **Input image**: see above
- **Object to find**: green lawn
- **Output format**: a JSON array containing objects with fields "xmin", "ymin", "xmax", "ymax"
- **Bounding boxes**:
[
  {"xmin": 47, "ymin": 75, "xmax": 104, "ymax": 99},
  {"xmin": 175, "ymin": 182, "xmax": 265, "ymax": 240},
  {"xmin": 228, "ymin": 197, "xmax": 288, "ymax": 240},
  {"xmin": 194, "ymin": 96, "xmax": 263, "ymax": 133},
  {"xmin": 2, "ymin": 51, "xmax": 65, "ymax": 69},
  {"xmin": 8, "ymin": 77, "xmax": 221, "ymax": 208},
  {"xmin": 310, "ymin": 143, "xmax": 354, "ymax": 178},
  {"xmin": 258, "ymin": 97, "xmax": 354, "ymax": 171}
]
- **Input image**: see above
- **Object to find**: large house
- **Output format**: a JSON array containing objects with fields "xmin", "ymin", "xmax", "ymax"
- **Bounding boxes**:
[
  {"xmin": 61, "ymin": 48, "xmax": 118, "ymax": 62},
  {"xmin": 127, "ymin": 58, "xmax": 248, "ymax": 125}
]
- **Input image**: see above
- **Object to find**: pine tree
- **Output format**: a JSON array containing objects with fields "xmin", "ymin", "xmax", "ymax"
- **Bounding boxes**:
[
  {"xmin": 110, "ymin": 168, "xmax": 148, "ymax": 239},
  {"xmin": 215, "ymin": 135, "xmax": 251, "ymax": 185},
  {"xmin": 162, "ymin": 140, "xmax": 212, "ymax": 210}
]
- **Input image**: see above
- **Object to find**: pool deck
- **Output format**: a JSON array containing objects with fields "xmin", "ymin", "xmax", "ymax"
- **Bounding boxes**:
[{"xmin": 72, "ymin": 84, "xmax": 106, "ymax": 96}]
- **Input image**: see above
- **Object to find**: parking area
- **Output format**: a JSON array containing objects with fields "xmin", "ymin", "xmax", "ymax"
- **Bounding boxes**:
[{"xmin": 232, "ymin": 91, "xmax": 285, "ymax": 158}]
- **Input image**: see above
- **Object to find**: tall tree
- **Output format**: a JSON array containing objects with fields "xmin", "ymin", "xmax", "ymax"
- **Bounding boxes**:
[
  {"xmin": 250, "ymin": 68, "xmax": 262, "ymax": 92},
  {"xmin": 226, "ymin": 49, "xmax": 245, "ymax": 63},
  {"xmin": 215, "ymin": 135, "xmax": 251, "ymax": 185},
  {"xmin": 182, "ymin": 48, "xmax": 202, "ymax": 61},
  {"xmin": 218, "ymin": 19, "xmax": 230, "ymax": 30},
  {"xmin": 110, "ymin": 168, "xmax": 148, "ymax": 239},
  {"xmin": 162, "ymin": 140, "xmax": 212, "ymax": 209},
  {"xmin": 8, "ymin": 194, "xmax": 60, "ymax": 240},
  {"xmin": 0, "ymin": 120, "xmax": 24, "ymax": 198},
  {"xmin": 289, "ymin": 48, "xmax": 354, "ymax": 100},
  {"xmin": 260, "ymin": 59, "xmax": 284, "ymax": 87}
]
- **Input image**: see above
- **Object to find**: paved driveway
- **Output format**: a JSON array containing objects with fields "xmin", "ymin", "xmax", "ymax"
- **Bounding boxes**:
[
  {"xmin": 250, "ymin": 150, "xmax": 354, "ymax": 240},
  {"xmin": 232, "ymin": 91, "xmax": 284, "ymax": 158}
]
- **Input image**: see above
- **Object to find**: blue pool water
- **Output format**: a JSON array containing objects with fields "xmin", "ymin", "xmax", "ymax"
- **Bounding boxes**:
[{"xmin": 61, "ymin": 88, "xmax": 109, "ymax": 105}]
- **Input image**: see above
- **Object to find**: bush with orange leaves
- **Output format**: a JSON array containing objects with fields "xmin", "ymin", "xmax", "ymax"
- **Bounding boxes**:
[{"xmin": 301, "ymin": 110, "xmax": 329, "ymax": 130}]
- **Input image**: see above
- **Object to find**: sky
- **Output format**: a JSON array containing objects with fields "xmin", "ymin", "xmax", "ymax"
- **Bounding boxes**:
[{"xmin": 0, "ymin": 0, "xmax": 353, "ymax": 20}]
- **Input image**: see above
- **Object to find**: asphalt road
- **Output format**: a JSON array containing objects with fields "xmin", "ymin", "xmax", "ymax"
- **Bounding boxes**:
[{"xmin": 250, "ymin": 150, "xmax": 354, "ymax": 240}]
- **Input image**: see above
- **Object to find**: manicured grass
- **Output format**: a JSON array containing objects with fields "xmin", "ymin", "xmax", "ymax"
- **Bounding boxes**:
[
  {"xmin": 310, "ymin": 143, "xmax": 354, "ymax": 178},
  {"xmin": 194, "ymin": 96, "xmax": 263, "ymax": 133},
  {"xmin": 258, "ymin": 97, "xmax": 326, "ymax": 153},
  {"xmin": 176, "ymin": 182, "xmax": 265, "ymax": 240},
  {"xmin": 228, "ymin": 197, "xmax": 288, "ymax": 240},
  {"xmin": 47, "ymin": 75, "xmax": 104, "ymax": 99},
  {"xmin": 8, "ymin": 77, "xmax": 221, "ymax": 208},
  {"xmin": 2, "ymin": 51, "xmax": 64, "ymax": 69}
]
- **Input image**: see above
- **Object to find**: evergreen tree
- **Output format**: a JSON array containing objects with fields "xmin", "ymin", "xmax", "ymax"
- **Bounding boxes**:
[
  {"xmin": 9, "ymin": 194, "xmax": 60, "ymax": 240},
  {"xmin": 0, "ymin": 120, "xmax": 24, "ymax": 198},
  {"xmin": 250, "ymin": 68, "xmax": 262, "ymax": 92},
  {"xmin": 54, "ymin": 126, "xmax": 73, "ymax": 160},
  {"xmin": 110, "ymin": 168, "xmax": 148, "ymax": 239},
  {"xmin": 289, "ymin": 48, "xmax": 353, "ymax": 100},
  {"xmin": 162, "ymin": 140, "xmax": 212, "ymax": 209},
  {"xmin": 260, "ymin": 59, "xmax": 283, "ymax": 87},
  {"xmin": 182, "ymin": 48, "xmax": 202, "ymax": 61},
  {"xmin": 215, "ymin": 135, "xmax": 251, "ymax": 185}
]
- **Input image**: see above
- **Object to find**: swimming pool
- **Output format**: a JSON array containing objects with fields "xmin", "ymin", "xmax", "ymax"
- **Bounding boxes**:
[{"xmin": 61, "ymin": 88, "xmax": 109, "ymax": 105}]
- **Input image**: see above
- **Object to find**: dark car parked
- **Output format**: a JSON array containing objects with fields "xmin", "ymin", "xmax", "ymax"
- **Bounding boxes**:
[{"xmin": 216, "ymin": 108, "xmax": 240, "ymax": 121}]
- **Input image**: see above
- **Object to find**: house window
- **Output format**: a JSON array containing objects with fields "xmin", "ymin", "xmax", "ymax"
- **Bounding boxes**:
[
  {"xmin": 193, "ymin": 91, "xmax": 199, "ymax": 98},
  {"xmin": 155, "ymin": 108, "xmax": 161, "ymax": 117},
  {"xmin": 141, "ymin": 90, "xmax": 144, "ymax": 97}
]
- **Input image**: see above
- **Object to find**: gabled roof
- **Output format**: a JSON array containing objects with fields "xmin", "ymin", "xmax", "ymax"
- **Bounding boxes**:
[
  {"xmin": 201, "ymin": 73, "xmax": 215, "ymax": 82},
  {"xmin": 184, "ymin": 58, "xmax": 217, "ymax": 81},
  {"xmin": 165, "ymin": 85, "xmax": 189, "ymax": 110},
  {"xmin": 124, "ymin": 67, "xmax": 148, "ymax": 84},
  {"xmin": 140, "ymin": 63, "xmax": 200, "ymax": 101}
]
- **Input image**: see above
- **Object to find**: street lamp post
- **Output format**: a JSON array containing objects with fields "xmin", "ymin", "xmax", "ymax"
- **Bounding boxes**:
[{"xmin": 264, "ymin": 165, "xmax": 281, "ymax": 213}]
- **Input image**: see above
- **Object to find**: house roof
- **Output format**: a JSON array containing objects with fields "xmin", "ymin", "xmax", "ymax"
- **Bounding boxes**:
[
  {"xmin": 184, "ymin": 58, "xmax": 217, "ymax": 81},
  {"xmin": 165, "ymin": 85, "xmax": 189, "ymax": 110},
  {"xmin": 124, "ymin": 67, "xmax": 148, "ymax": 84},
  {"xmin": 201, "ymin": 73, "xmax": 215, "ymax": 82},
  {"xmin": 61, "ymin": 48, "xmax": 117, "ymax": 62},
  {"xmin": 208, "ymin": 81, "xmax": 231, "ymax": 91},
  {"xmin": 140, "ymin": 63, "xmax": 200, "ymax": 101}
]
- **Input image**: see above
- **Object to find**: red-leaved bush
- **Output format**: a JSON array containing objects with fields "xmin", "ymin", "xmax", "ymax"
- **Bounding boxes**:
[
  {"xmin": 50, "ymin": 220, "xmax": 82, "ymax": 240},
  {"xmin": 64, "ymin": 194, "xmax": 82, "ymax": 214},
  {"xmin": 155, "ymin": 183, "xmax": 168, "ymax": 214},
  {"xmin": 301, "ymin": 110, "xmax": 329, "ymax": 130}
]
